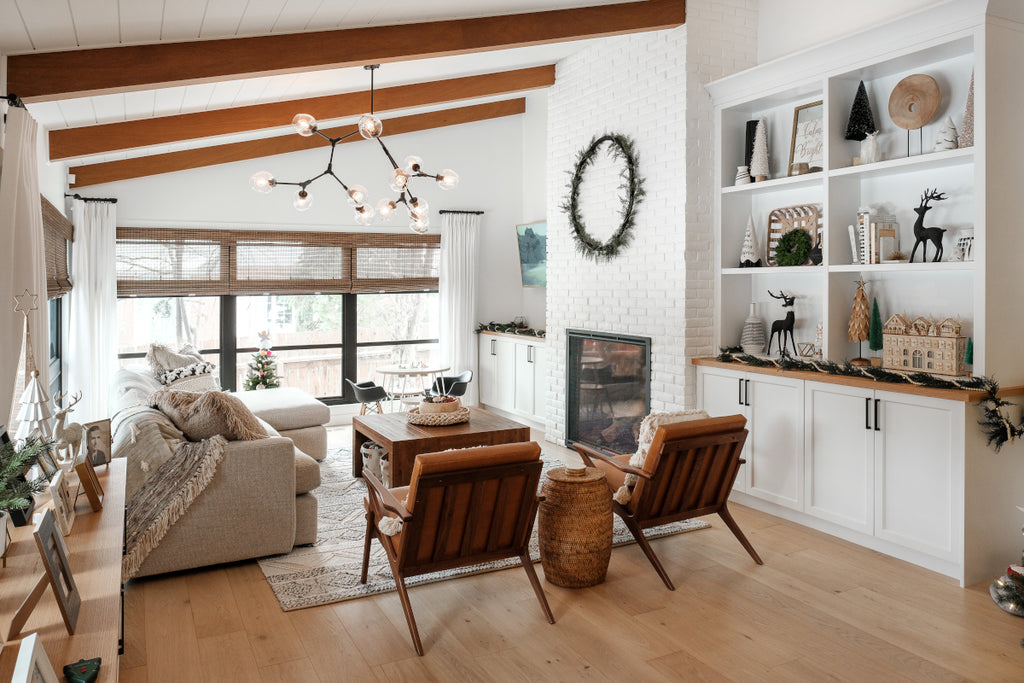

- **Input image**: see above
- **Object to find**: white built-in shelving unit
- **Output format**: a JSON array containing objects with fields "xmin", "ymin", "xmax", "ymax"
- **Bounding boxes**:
[
  {"xmin": 707, "ymin": 0, "xmax": 1024, "ymax": 383},
  {"xmin": 700, "ymin": 0, "xmax": 1024, "ymax": 587}
]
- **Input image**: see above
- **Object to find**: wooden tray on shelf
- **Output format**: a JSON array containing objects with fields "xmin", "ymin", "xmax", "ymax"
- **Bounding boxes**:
[{"xmin": 766, "ymin": 204, "xmax": 822, "ymax": 266}]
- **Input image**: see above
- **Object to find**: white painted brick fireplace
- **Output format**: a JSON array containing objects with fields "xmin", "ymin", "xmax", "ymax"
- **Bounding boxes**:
[{"xmin": 544, "ymin": 1, "xmax": 756, "ymax": 445}]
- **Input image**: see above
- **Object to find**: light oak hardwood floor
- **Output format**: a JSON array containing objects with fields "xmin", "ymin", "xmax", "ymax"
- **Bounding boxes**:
[{"xmin": 120, "ymin": 426, "xmax": 1024, "ymax": 682}]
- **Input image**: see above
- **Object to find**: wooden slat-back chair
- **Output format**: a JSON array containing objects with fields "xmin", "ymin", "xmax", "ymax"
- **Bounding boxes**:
[
  {"xmin": 361, "ymin": 442, "xmax": 554, "ymax": 655},
  {"xmin": 574, "ymin": 414, "xmax": 763, "ymax": 590}
]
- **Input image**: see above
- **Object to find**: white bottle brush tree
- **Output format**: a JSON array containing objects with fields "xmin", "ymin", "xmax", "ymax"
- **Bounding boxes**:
[{"xmin": 750, "ymin": 118, "xmax": 770, "ymax": 181}]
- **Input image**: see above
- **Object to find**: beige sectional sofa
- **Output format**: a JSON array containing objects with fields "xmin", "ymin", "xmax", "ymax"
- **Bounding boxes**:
[{"xmin": 111, "ymin": 367, "xmax": 330, "ymax": 577}]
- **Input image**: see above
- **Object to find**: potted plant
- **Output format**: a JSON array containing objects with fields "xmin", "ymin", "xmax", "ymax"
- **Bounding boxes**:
[{"xmin": 0, "ymin": 437, "xmax": 52, "ymax": 527}]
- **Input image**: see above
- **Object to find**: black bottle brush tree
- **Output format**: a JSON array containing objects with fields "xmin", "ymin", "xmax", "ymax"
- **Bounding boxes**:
[
  {"xmin": 0, "ymin": 437, "xmax": 51, "ymax": 525},
  {"xmin": 848, "ymin": 279, "xmax": 871, "ymax": 366},
  {"xmin": 845, "ymin": 80, "xmax": 877, "ymax": 141}
]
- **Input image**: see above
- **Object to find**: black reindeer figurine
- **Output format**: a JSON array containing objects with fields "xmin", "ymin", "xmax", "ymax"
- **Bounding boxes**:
[
  {"xmin": 910, "ymin": 188, "xmax": 948, "ymax": 262},
  {"xmin": 767, "ymin": 290, "xmax": 798, "ymax": 356}
]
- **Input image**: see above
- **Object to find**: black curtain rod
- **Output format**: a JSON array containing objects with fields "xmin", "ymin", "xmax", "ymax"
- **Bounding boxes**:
[
  {"xmin": 438, "ymin": 210, "xmax": 484, "ymax": 215},
  {"xmin": 66, "ymin": 193, "xmax": 118, "ymax": 204},
  {"xmin": 3, "ymin": 94, "xmax": 25, "ymax": 109}
]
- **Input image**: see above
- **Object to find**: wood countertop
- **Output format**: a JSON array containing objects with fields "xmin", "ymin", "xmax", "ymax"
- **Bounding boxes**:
[
  {"xmin": 477, "ymin": 330, "xmax": 547, "ymax": 341},
  {"xmin": 692, "ymin": 357, "xmax": 1024, "ymax": 403}
]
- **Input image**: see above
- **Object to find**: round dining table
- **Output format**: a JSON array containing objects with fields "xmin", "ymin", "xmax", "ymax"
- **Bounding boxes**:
[{"xmin": 375, "ymin": 364, "xmax": 451, "ymax": 411}]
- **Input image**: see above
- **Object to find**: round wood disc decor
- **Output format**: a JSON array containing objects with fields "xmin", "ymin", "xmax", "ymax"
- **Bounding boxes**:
[{"xmin": 888, "ymin": 74, "xmax": 941, "ymax": 130}]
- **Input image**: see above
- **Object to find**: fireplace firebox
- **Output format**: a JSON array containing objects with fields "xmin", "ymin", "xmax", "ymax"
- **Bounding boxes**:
[{"xmin": 566, "ymin": 329, "xmax": 651, "ymax": 454}]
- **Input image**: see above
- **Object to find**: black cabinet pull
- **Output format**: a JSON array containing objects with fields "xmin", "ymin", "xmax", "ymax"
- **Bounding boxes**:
[
  {"xmin": 738, "ymin": 378, "xmax": 743, "ymax": 406},
  {"xmin": 874, "ymin": 398, "xmax": 881, "ymax": 431},
  {"xmin": 490, "ymin": 339, "xmax": 496, "ymax": 355},
  {"xmin": 745, "ymin": 379, "xmax": 750, "ymax": 406},
  {"xmin": 865, "ymin": 397, "xmax": 871, "ymax": 430}
]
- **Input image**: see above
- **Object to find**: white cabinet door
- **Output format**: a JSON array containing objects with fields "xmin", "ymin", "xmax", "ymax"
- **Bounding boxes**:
[
  {"xmin": 493, "ymin": 337, "xmax": 516, "ymax": 412},
  {"xmin": 531, "ymin": 344, "xmax": 547, "ymax": 422},
  {"xmin": 478, "ymin": 336, "xmax": 498, "ymax": 406},
  {"xmin": 874, "ymin": 390, "xmax": 963, "ymax": 560},
  {"xmin": 514, "ymin": 343, "xmax": 537, "ymax": 415},
  {"xmin": 696, "ymin": 366, "xmax": 749, "ymax": 490},
  {"xmin": 804, "ymin": 382, "xmax": 874, "ymax": 533},
  {"xmin": 747, "ymin": 374, "xmax": 803, "ymax": 510}
]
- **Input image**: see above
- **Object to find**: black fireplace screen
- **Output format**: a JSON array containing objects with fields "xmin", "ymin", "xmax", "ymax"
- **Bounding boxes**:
[{"xmin": 566, "ymin": 330, "xmax": 651, "ymax": 454}]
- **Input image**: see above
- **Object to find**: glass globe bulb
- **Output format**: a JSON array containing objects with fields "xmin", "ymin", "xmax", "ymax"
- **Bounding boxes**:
[
  {"xmin": 389, "ymin": 168, "xmax": 409, "ymax": 192},
  {"xmin": 355, "ymin": 205, "xmax": 375, "ymax": 226},
  {"xmin": 250, "ymin": 171, "xmax": 275, "ymax": 194},
  {"xmin": 347, "ymin": 184, "xmax": 368, "ymax": 206},
  {"xmin": 376, "ymin": 198, "xmax": 397, "ymax": 218},
  {"xmin": 292, "ymin": 113, "xmax": 317, "ymax": 137},
  {"xmin": 403, "ymin": 155, "xmax": 423, "ymax": 174},
  {"xmin": 436, "ymin": 169, "xmax": 459, "ymax": 190},
  {"xmin": 409, "ymin": 217, "xmax": 429, "ymax": 234},
  {"xmin": 293, "ymin": 189, "xmax": 313, "ymax": 211},
  {"xmin": 358, "ymin": 113, "xmax": 383, "ymax": 139},
  {"xmin": 409, "ymin": 198, "xmax": 429, "ymax": 218}
]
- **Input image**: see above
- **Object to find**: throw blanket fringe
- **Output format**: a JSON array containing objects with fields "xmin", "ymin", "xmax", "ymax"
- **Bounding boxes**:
[{"xmin": 122, "ymin": 435, "xmax": 227, "ymax": 580}]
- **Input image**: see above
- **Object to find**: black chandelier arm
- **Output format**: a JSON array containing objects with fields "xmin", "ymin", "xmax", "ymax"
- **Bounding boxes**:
[
  {"xmin": 326, "ymin": 171, "xmax": 350, "ymax": 191},
  {"xmin": 376, "ymin": 137, "xmax": 401, "ymax": 169},
  {"xmin": 326, "ymin": 130, "xmax": 361, "ymax": 145}
]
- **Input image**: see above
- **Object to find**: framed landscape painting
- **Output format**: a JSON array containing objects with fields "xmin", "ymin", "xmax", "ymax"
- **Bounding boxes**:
[{"xmin": 516, "ymin": 221, "xmax": 547, "ymax": 288}]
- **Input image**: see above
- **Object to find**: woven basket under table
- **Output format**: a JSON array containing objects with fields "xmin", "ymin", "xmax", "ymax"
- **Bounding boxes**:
[{"xmin": 538, "ymin": 466, "xmax": 613, "ymax": 588}]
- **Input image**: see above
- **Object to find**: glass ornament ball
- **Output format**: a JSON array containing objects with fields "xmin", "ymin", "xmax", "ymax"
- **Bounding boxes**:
[
  {"xmin": 358, "ymin": 114, "xmax": 383, "ymax": 139},
  {"xmin": 293, "ymin": 190, "xmax": 313, "ymax": 211},
  {"xmin": 250, "ymin": 171, "xmax": 275, "ymax": 194},
  {"xmin": 292, "ymin": 113, "xmax": 317, "ymax": 137},
  {"xmin": 436, "ymin": 169, "xmax": 459, "ymax": 190}
]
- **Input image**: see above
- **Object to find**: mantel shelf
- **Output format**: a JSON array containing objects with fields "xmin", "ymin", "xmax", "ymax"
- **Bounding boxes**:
[
  {"xmin": 721, "ymin": 172, "xmax": 822, "ymax": 196},
  {"xmin": 829, "ymin": 147, "xmax": 974, "ymax": 180}
]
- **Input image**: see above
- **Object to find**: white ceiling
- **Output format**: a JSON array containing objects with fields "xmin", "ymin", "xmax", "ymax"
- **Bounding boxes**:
[{"xmin": 1, "ymin": 0, "xmax": 633, "ymax": 162}]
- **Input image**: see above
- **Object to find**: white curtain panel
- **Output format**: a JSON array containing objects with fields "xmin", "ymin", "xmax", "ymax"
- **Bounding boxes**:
[
  {"xmin": 0, "ymin": 107, "xmax": 49, "ymax": 427},
  {"xmin": 68, "ymin": 198, "xmax": 118, "ymax": 422},
  {"xmin": 439, "ymin": 212, "xmax": 481, "ymax": 406}
]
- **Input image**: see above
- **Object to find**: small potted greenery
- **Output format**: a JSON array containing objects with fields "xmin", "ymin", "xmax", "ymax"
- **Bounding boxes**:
[{"xmin": 0, "ymin": 437, "xmax": 52, "ymax": 527}]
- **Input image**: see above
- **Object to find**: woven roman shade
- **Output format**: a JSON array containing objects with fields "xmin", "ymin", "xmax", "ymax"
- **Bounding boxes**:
[
  {"xmin": 116, "ymin": 228, "xmax": 439, "ymax": 297},
  {"xmin": 42, "ymin": 196, "xmax": 74, "ymax": 299}
]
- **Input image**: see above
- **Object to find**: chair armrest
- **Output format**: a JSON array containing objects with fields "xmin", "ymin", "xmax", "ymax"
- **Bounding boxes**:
[
  {"xmin": 572, "ymin": 443, "xmax": 651, "ymax": 480},
  {"xmin": 363, "ymin": 471, "xmax": 412, "ymax": 521}
]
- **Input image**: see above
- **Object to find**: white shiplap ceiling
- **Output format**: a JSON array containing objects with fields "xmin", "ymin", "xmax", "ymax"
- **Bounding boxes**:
[{"xmin": 2, "ymin": 1, "xmax": 629, "ymax": 137}]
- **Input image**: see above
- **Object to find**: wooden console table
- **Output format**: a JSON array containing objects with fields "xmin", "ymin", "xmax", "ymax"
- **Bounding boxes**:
[{"xmin": 0, "ymin": 459, "xmax": 126, "ymax": 681}]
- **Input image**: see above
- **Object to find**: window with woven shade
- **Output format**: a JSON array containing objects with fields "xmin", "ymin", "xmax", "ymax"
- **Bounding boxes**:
[
  {"xmin": 116, "ymin": 228, "xmax": 226, "ymax": 297},
  {"xmin": 41, "ymin": 196, "xmax": 73, "ymax": 298}
]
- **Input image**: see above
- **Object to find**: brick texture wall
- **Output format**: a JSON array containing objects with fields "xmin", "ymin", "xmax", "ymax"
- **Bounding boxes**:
[{"xmin": 544, "ymin": 1, "xmax": 756, "ymax": 444}]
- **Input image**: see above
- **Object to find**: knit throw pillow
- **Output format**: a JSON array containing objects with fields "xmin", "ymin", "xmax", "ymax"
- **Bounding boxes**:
[
  {"xmin": 151, "ymin": 389, "xmax": 268, "ymax": 442},
  {"xmin": 617, "ymin": 410, "xmax": 712, "ymax": 500},
  {"xmin": 158, "ymin": 360, "xmax": 219, "ymax": 392}
]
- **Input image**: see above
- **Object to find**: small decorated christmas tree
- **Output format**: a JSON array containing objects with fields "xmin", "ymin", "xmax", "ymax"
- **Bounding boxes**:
[
  {"xmin": 959, "ymin": 72, "xmax": 974, "ymax": 148},
  {"xmin": 964, "ymin": 337, "xmax": 974, "ymax": 366},
  {"xmin": 869, "ymin": 297, "xmax": 883, "ymax": 356},
  {"xmin": 932, "ymin": 116, "xmax": 958, "ymax": 152},
  {"xmin": 849, "ymin": 279, "xmax": 870, "ymax": 365},
  {"xmin": 845, "ymin": 80, "xmax": 877, "ymax": 141},
  {"xmin": 740, "ymin": 215, "xmax": 762, "ymax": 267},
  {"xmin": 244, "ymin": 331, "xmax": 281, "ymax": 390},
  {"xmin": 750, "ymin": 118, "xmax": 770, "ymax": 181}
]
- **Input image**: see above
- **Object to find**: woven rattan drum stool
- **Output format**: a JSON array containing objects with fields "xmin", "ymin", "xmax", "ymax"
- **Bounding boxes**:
[{"xmin": 538, "ymin": 466, "xmax": 613, "ymax": 587}]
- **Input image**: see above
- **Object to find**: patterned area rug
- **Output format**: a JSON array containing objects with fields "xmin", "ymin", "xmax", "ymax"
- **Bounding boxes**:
[{"xmin": 258, "ymin": 448, "xmax": 710, "ymax": 611}]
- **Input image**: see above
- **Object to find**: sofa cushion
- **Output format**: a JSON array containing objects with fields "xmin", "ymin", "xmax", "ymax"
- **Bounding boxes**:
[
  {"xmin": 294, "ymin": 450, "xmax": 321, "ymax": 495},
  {"xmin": 146, "ymin": 343, "xmax": 202, "ymax": 376},
  {"xmin": 112, "ymin": 366, "xmax": 163, "ymax": 411},
  {"xmin": 236, "ymin": 387, "xmax": 331, "ymax": 431},
  {"xmin": 152, "ymin": 389, "xmax": 268, "ymax": 442},
  {"xmin": 159, "ymin": 360, "xmax": 219, "ymax": 392}
]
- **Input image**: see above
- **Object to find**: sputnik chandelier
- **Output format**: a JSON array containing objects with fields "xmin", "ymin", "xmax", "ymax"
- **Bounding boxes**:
[{"xmin": 249, "ymin": 65, "xmax": 459, "ymax": 233}]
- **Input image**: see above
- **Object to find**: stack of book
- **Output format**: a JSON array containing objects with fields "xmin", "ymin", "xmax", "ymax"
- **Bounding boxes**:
[{"xmin": 850, "ymin": 211, "xmax": 900, "ymax": 264}]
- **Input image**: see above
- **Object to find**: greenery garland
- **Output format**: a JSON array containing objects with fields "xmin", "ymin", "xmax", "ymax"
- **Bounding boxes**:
[
  {"xmin": 715, "ymin": 349, "xmax": 1024, "ymax": 452},
  {"xmin": 774, "ymin": 229, "xmax": 812, "ymax": 266},
  {"xmin": 560, "ymin": 133, "xmax": 646, "ymax": 261},
  {"xmin": 475, "ymin": 321, "xmax": 546, "ymax": 338}
]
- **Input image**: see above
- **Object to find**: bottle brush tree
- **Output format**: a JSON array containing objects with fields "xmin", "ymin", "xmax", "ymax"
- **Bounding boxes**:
[
  {"xmin": 845, "ymin": 80, "xmax": 877, "ymax": 141},
  {"xmin": 750, "ymin": 118, "xmax": 770, "ymax": 181},
  {"xmin": 868, "ymin": 297, "xmax": 884, "ymax": 354}
]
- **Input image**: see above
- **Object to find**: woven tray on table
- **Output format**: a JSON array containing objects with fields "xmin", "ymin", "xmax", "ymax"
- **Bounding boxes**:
[
  {"xmin": 766, "ymin": 204, "xmax": 822, "ymax": 266},
  {"xmin": 407, "ymin": 407, "xmax": 470, "ymax": 426}
]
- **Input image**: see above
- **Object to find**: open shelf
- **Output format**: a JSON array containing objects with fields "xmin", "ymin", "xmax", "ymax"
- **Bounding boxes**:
[
  {"xmin": 723, "ymin": 266, "xmax": 826, "ymax": 275},
  {"xmin": 829, "ymin": 261, "xmax": 974, "ymax": 273},
  {"xmin": 722, "ymin": 172, "xmax": 822, "ymax": 196},
  {"xmin": 829, "ymin": 147, "xmax": 974, "ymax": 180}
]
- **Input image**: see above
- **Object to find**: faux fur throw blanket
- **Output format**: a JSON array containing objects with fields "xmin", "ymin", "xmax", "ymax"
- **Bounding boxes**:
[{"xmin": 114, "ymin": 407, "xmax": 227, "ymax": 580}]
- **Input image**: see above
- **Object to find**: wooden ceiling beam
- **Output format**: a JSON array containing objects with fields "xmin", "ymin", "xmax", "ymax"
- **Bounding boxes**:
[
  {"xmin": 68, "ymin": 98, "xmax": 526, "ymax": 188},
  {"xmin": 9, "ymin": 0, "xmax": 684, "ymax": 101},
  {"xmin": 49, "ymin": 66, "xmax": 554, "ymax": 161}
]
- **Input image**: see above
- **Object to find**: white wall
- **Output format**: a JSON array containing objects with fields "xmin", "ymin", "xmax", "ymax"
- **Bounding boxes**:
[
  {"xmin": 757, "ymin": 0, "xmax": 944, "ymax": 63},
  {"xmin": 80, "ymin": 102, "xmax": 547, "ymax": 326}
]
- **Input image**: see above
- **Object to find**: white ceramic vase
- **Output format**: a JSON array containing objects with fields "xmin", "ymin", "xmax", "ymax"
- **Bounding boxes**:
[
  {"xmin": 735, "ymin": 165, "xmax": 751, "ymax": 185},
  {"xmin": 740, "ymin": 303, "xmax": 766, "ymax": 355}
]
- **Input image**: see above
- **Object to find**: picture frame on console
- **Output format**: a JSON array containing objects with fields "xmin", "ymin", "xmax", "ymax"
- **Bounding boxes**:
[
  {"xmin": 12, "ymin": 633, "xmax": 60, "ymax": 683},
  {"xmin": 83, "ymin": 418, "xmax": 112, "ymax": 467}
]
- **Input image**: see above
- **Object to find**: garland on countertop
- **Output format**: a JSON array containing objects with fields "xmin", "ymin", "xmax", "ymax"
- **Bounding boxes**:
[
  {"xmin": 716, "ymin": 349, "xmax": 1024, "ymax": 452},
  {"xmin": 560, "ymin": 133, "xmax": 645, "ymax": 262},
  {"xmin": 476, "ymin": 321, "xmax": 546, "ymax": 338}
]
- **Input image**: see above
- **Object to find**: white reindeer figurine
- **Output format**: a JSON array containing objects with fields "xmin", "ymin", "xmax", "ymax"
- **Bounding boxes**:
[{"xmin": 52, "ymin": 391, "xmax": 84, "ymax": 464}]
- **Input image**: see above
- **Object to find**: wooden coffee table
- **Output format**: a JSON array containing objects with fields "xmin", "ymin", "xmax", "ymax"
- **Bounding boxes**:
[{"xmin": 352, "ymin": 408, "xmax": 531, "ymax": 487}]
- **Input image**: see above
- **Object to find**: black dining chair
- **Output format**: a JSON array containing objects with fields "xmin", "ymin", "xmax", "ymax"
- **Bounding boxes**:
[
  {"xmin": 426, "ymin": 370, "xmax": 474, "ymax": 398},
  {"xmin": 346, "ymin": 378, "xmax": 389, "ymax": 415}
]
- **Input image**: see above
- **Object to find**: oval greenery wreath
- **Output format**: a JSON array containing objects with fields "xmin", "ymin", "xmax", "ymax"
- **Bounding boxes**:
[
  {"xmin": 774, "ymin": 228, "xmax": 812, "ymax": 266},
  {"xmin": 560, "ymin": 133, "xmax": 646, "ymax": 261}
]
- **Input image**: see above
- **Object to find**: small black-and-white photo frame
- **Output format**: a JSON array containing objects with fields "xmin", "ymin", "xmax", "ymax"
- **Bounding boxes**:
[
  {"xmin": 49, "ymin": 470, "xmax": 76, "ymax": 536},
  {"xmin": 83, "ymin": 418, "xmax": 112, "ymax": 467}
]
